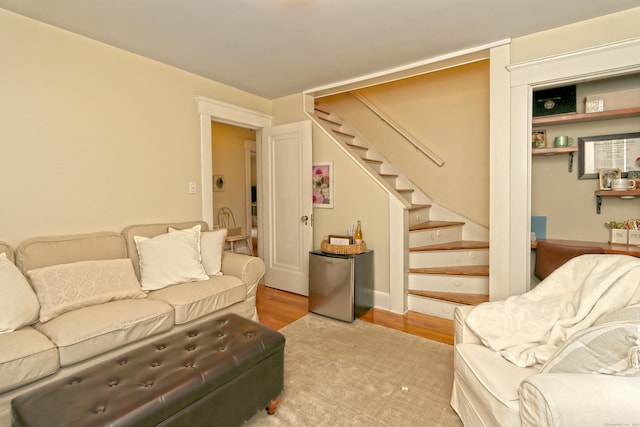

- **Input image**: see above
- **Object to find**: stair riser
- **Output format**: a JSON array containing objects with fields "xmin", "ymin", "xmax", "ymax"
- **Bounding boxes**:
[
  {"xmin": 409, "ymin": 249, "xmax": 489, "ymax": 267},
  {"xmin": 365, "ymin": 162, "xmax": 382, "ymax": 174},
  {"xmin": 409, "ymin": 227, "xmax": 463, "ymax": 247},
  {"xmin": 408, "ymin": 208, "xmax": 431, "ymax": 226},
  {"xmin": 399, "ymin": 191, "xmax": 414, "ymax": 204},
  {"xmin": 407, "ymin": 295, "xmax": 459, "ymax": 320},
  {"xmin": 408, "ymin": 274, "xmax": 489, "ymax": 294},
  {"xmin": 382, "ymin": 176, "xmax": 397, "ymax": 186}
]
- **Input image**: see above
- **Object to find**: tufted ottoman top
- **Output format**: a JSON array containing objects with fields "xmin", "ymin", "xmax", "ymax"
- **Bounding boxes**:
[{"xmin": 12, "ymin": 314, "xmax": 285, "ymax": 427}]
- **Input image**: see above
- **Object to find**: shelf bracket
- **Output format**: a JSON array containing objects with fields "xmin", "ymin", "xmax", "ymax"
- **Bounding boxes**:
[
  {"xmin": 596, "ymin": 195, "xmax": 602, "ymax": 214},
  {"xmin": 568, "ymin": 152, "xmax": 574, "ymax": 173}
]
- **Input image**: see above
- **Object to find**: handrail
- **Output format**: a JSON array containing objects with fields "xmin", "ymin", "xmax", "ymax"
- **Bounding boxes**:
[{"xmin": 350, "ymin": 91, "xmax": 445, "ymax": 167}]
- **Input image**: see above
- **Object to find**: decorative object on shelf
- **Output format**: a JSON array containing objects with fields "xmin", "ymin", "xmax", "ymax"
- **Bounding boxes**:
[
  {"xmin": 553, "ymin": 135, "xmax": 573, "ymax": 148},
  {"xmin": 598, "ymin": 168, "xmax": 622, "ymax": 190},
  {"xmin": 213, "ymin": 174, "xmax": 225, "ymax": 192},
  {"xmin": 532, "ymin": 130, "xmax": 547, "ymax": 148},
  {"xmin": 611, "ymin": 178, "xmax": 636, "ymax": 191},
  {"xmin": 585, "ymin": 99, "xmax": 604, "ymax": 113},
  {"xmin": 628, "ymin": 170, "xmax": 640, "ymax": 181},
  {"xmin": 312, "ymin": 161, "xmax": 333, "ymax": 208},
  {"xmin": 532, "ymin": 85, "xmax": 576, "ymax": 117},
  {"xmin": 578, "ymin": 132, "xmax": 640, "ymax": 179},
  {"xmin": 585, "ymin": 88, "xmax": 640, "ymax": 112}
]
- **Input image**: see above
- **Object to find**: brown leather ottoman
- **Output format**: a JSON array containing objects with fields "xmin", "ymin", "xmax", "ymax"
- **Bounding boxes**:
[{"xmin": 11, "ymin": 314, "xmax": 285, "ymax": 427}]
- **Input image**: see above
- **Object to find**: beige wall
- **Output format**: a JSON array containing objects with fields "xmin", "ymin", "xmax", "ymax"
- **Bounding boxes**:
[
  {"xmin": 0, "ymin": 9, "xmax": 269, "ymax": 247},
  {"xmin": 211, "ymin": 122, "xmax": 255, "ymax": 231},
  {"xmin": 319, "ymin": 61, "xmax": 490, "ymax": 227}
]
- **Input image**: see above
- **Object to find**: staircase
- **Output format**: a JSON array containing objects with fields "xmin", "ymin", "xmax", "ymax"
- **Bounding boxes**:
[{"xmin": 311, "ymin": 102, "xmax": 489, "ymax": 320}]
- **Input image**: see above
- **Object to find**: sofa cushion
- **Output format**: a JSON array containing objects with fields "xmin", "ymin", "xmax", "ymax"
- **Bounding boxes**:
[
  {"xmin": 0, "ymin": 326, "xmax": 59, "ymax": 393},
  {"xmin": 35, "ymin": 299, "xmax": 174, "ymax": 366},
  {"xmin": 454, "ymin": 343, "xmax": 538, "ymax": 426},
  {"xmin": 0, "ymin": 253, "xmax": 40, "ymax": 333},
  {"xmin": 594, "ymin": 303, "xmax": 640, "ymax": 325},
  {"xmin": 27, "ymin": 259, "xmax": 147, "ymax": 322},
  {"xmin": 541, "ymin": 321, "xmax": 640, "ymax": 376},
  {"xmin": 134, "ymin": 225, "xmax": 208, "ymax": 291},
  {"xmin": 199, "ymin": 229, "xmax": 227, "ymax": 276},
  {"xmin": 147, "ymin": 275, "xmax": 247, "ymax": 324}
]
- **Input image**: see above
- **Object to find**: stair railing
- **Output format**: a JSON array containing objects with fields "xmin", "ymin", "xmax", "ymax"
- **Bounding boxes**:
[{"xmin": 350, "ymin": 91, "xmax": 445, "ymax": 167}]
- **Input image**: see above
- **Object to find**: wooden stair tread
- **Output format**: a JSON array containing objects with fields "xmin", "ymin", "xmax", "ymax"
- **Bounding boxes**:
[
  {"xmin": 409, "ymin": 265, "xmax": 489, "ymax": 276},
  {"xmin": 409, "ymin": 290, "xmax": 489, "ymax": 306},
  {"xmin": 379, "ymin": 173, "xmax": 398, "ymax": 178},
  {"xmin": 408, "ymin": 204, "xmax": 431, "ymax": 211},
  {"xmin": 314, "ymin": 106, "xmax": 330, "ymax": 115},
  {"xmin": 318, "ymin": 116, "xmax": 341, "ymax": 126},
  {"xmin": 331, "ymin": 129, "xmax": 355, "ymax": 138},
  {"xmin": 409, "ymin": 220, "xmax": 465, "ymax": 232},
  {"xmin": 396, "ymin": 188, "xmax": 414, "ymax": 193},
  {"xmin": 410, "ymin": 240, "xmax": 489, "ymax": 252},
  {"xmin": 362, "ymin": 158, "xmax": 383, "ymax": 164},
  {"xmin": 346, "ymin": 142, "xmax": 368, "ymax": 151}
]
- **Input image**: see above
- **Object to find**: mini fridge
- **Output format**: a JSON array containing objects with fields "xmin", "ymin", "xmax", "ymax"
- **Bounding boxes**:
[{"xmin": 308, "ymin": 250, "xmax": 374, "ymax": 322}]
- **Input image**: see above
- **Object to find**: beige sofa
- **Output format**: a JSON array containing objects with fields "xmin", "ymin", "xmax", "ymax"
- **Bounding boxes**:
[
  {"xmin": 0, "ymin": 221, "xmax": 265, "ymax": 427},
  {"xmin": 450, "ymin": 254, "xmax": 640, "ymax": 426}
]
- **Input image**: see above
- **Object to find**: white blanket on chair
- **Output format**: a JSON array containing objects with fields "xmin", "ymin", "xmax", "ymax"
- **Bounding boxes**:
[{"xmin": 465, "ymin": 254, "xmax": 640, "ymax": 367}]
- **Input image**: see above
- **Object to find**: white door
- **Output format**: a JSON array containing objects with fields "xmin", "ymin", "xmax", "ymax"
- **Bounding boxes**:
[{"xmin": 261, "ymin": 121, "xmax": 313, "ymax": 296}]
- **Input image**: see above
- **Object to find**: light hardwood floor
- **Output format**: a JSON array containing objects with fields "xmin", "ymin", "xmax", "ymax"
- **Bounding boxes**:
[{"xmin": 256, "ymin": 284, "xmax": 454, "ymax": 345}]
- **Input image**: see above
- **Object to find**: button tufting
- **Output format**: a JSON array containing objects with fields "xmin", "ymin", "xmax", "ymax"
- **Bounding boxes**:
[
  {"xmin": 94, "ymin": 403, "xmax": 106, "ymax": 414},
  {"xmin": 218, "ymin": 346, "xmax": 227, "ymax": 353},
  {"xmin": 142, "ymin": 380, "xmax": 154, "ymax": 388},
  {"xmin": 188, "ymin": 331, "xmax": 198, "ymax": 337},
  {"xmin": 150, "ymin": 361, "xmax": 161, "ymax": 368},
  {"xmin": 217, "ymin": 332, "xmax": 225, "ymax": 338},
  {"xmin": 107, "ymin": 379, "xmax": 119, "ymax": 387},
  {"xmin": 185, "ymin": 361, "xmax": 195, "ymax": 368},
  {"xmin": 156, "ymin": 344, "xmax": 166, "ymax": 351},
  {"xmin": 244, "ymin": 331, "xmax": 255, "ymax": 338},
  {"xmin": 186, "ymin": 345, "xmax": 196, "ymax": 352},
  {"xmin": 218, "ymin": 318, "xmax": 229, "ymax": 326},
  {"xmin": 69, "ymin": 378, "xmax": 82, "ymax": 385},
  {"xmin": 118, "ymin": 359, "xmax": 128, "ymax": 365}
]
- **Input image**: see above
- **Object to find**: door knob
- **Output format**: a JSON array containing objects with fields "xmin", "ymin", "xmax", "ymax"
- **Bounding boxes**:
[{"xmin": 301, "ymin": 215, "xmax": 309, "ymax": 225}]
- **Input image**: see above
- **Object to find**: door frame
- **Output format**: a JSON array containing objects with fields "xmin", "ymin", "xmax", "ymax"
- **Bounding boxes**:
[{"xmin": 197, "ymin": 96, "xmax": 272, "ymax": 258}]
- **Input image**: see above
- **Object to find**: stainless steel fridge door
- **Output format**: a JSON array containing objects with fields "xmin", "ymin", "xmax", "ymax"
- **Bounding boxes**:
[{"xmin": 309, "ymin": 253, "xmax": 354, "ymax": 322}]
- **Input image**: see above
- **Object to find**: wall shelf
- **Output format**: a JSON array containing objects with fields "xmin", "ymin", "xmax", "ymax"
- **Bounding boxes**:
[
  {"xmin": 595, "ymin": 189, "xmax": 640, "ymax": 214},
  {"xmin": 532, "ymin": 146, "xmax": 578, "ymax": 172},
  {"xmin": 532, "ymin": 107, "xmax": 640, "ymax": 126}
]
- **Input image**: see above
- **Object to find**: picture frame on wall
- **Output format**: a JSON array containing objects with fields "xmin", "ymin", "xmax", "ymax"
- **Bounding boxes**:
[
  {"xmin": 578, "ymin": 132, "xmax": 640, "ymax": 179},
  {"xmin": 312, "ymin": 161, "xmax": 333, "ymax": 208}
]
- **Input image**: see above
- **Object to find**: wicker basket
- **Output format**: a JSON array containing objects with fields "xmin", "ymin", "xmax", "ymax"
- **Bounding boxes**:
[{"xmin": 321, "ymin": 239, "xmax": 366, "ymax": 255}]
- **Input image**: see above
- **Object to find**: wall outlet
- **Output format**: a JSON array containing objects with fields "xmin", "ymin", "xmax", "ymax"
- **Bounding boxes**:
[{"xmin": 188, "ymin": 182, "xmax": 197, "ymax": 194}]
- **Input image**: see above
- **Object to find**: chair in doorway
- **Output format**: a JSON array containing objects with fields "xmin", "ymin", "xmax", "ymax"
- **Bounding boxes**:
[
  {"xmin": 534, "ymin": 240, "xmax": 605, "ymax": 280},
  {"xmin": 217, "ymin": 207, "xmax": 252, "ymax": 255}
]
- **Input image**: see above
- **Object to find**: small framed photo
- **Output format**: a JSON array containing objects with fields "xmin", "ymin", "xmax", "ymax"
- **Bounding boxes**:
[
  {"xmin": 598, "ymin": 168, "xmax": 622, "ymax": 190},
  {"xmin": 328, "ymin": 235, "xmax": 353, "ymax": 245},
  {"xmin": 532, "ymin": 130, "xmax": 547, "ymax": 148}
]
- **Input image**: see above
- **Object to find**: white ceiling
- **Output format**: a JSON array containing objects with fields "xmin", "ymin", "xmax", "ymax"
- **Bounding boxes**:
[{"xmin": 2, "ymin": 1, "xmax": 638, "ymax": 99}]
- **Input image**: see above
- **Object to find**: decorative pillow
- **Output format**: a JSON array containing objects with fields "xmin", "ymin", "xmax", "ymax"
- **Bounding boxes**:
[
  {"xmin": 169, "ymin": 227, "xmax": 227, "ymax": 276},
  {"xmin": 0, "ymin": 253, "xmax": 40, "ymax": 333},
  {"xmin": 27, "ymin": 258, "xmax": 146, "ymax": 323},
  {"xmin": 134, "ymin": 225, "xmax": 208, "ymax": 291},
  {"xmin": 541, "ymin": 321, "xmax": 640, "ymax": 376}
]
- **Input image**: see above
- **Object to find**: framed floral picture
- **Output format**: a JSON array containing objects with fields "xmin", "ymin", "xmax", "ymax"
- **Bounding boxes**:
[{"xmin": 312, "ymin": 161, "xmax": 333, "ymax": 208}]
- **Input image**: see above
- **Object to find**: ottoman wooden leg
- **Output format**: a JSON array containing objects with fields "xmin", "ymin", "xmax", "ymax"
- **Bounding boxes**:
[{"xmin": 266, "ymin": 397, "xmax": 280, "ymax": 415}]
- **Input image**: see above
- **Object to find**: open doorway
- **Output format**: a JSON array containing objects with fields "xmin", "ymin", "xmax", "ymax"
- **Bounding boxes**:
[{"xmin": 211, "ymin": 121, "xmax": 256, "ymax": 256}]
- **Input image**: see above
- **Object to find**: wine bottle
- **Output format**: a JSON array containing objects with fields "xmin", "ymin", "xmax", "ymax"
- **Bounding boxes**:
[{"xmin": 354, "ymin": 220, "xmax": 363, "ymax": 244}]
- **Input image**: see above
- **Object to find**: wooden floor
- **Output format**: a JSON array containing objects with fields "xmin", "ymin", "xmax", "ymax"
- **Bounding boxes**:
[{"xmin": 256, "ymin": 284, "xmax": 455, "ymax": 345}]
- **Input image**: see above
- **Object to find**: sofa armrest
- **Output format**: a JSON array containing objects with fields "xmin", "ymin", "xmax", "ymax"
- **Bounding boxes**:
[
  {"xmin": 453, "ymin": 305, "xmax": 482, "ymax": 345},
  {"xmin": 519, "ymin": 373, "xmax": 640, "ymax": 427},
  {"xmin": 221, "ymin": 252, "xmax": 265, "ymax": 297}
]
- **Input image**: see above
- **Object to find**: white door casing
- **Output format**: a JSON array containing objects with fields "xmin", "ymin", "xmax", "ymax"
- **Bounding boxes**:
[
  {"xmin": 197, "ymin": 97, "xmax": 313, "ymax": 295},
  {"xmin": 261, "ymin": 121, "xmax": 313, "ymax": 295}
]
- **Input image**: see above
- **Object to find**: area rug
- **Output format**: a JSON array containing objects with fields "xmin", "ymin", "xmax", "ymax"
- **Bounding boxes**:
[{"xmin": 248, "ymin": 313, "xmax": 463, "ymax": 426}]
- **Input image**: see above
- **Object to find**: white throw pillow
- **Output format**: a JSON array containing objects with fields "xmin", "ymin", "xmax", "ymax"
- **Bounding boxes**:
[
  {"xmin": 134, "ymin": 225, "xmax": 208, "ymax": 291},
  {"xmin": 541, "ymin": 321, "xmax": 640, "ymax": 376},
  {"xmin": 200, "ymin": 229, "xmax": 227, "ymax": 276},
  {"xmin": 27, "ymin": 258, "xmax": 147, "ymax": 323},
  {"xmin": 0, "ymin": 253, "xmax": 40, "ymax": 333}
]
